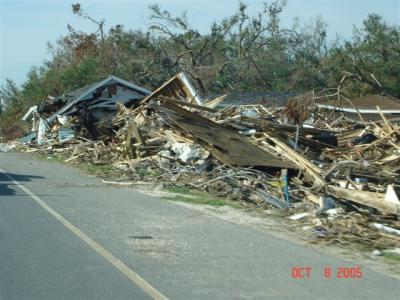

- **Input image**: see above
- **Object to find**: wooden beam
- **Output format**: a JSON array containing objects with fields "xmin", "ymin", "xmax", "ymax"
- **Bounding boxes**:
[
  {"xmin": 326, "ymin": 185, "xmax": 400, "ymax": 215},
  {"xmin": 262, "ymin": 133, "xmax": 325, "ymax": 187},
  {"xmin": 155, "ymin": 101, "xmax": 296, "ymax": 169}
]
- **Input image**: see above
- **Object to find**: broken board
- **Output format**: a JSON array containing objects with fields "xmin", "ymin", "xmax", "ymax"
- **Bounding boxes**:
[{"xmin": 156, "ymin": 100, "xmax": 296, "ymax": 169}]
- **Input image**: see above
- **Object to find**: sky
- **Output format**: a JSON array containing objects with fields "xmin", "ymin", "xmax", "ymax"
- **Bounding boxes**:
[{"xmin": 0, "ymin": 0, "xmax": 399, "ymax": 87}]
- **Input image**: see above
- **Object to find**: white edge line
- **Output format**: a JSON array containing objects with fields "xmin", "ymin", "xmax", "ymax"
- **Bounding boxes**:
[{"xmin": 0, "ymin": 168, "xmax": 168, "ymax": 300}]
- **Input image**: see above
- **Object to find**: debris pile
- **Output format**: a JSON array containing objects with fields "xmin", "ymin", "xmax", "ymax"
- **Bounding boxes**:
[{"xmin": 14, "ymin": 72, "xmax": 400, "ymax": 250}]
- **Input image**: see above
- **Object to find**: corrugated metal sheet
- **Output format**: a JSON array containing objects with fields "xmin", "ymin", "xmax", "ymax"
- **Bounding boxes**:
[
  {"xmin": 58, "ymin": 127, "xmax": 75, "ymax": 142},
  {"xmin": 20, "ymin": 132, "xmax": 36, "ymax": 144}
]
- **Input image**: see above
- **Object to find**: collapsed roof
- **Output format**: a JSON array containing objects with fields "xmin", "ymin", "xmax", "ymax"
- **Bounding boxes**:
[{"xmin": 46, "ymin": 75, "xmax": 151, "ymax": 122}]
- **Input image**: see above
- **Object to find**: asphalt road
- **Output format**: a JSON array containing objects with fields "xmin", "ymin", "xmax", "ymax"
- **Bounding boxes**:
[{"xmin": 0, "ymin": 152, "xmax": 399, "ymax": 300}]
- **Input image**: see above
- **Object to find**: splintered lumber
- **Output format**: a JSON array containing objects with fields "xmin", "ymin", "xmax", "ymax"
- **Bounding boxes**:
[
  {"xmin": 156, "ymin": 100, "xmax": 296, "ymax": 168},
  {"xmin": 376, "ymin": 105, "xmax": 394, "ymax": 133},
  {"xmin": 101, "ymin": 179, "xmax": 134, "ymax": 186},
  {"xmin": 204, "ymin": 94, "xmax": 227, "ymax": 108},
  {"xmin": 162, "ymin": 98, "xmax": 217, "ymax": 113},
  {"xmin": 326, "ymin": 185, "xmax": 400, "ymax": 215},
  {"xmin": 262, "ymin": 133, "xmax": 325, "ymax": 187},
  {"xmin": 140, "ymin": 72, "xmax": 202, "ymax": 105},
  {"xmin": 262, "ymin": 122, "xmax": 336, "ymax": 135},
  {"xmin": 64, "ymin": 153, "xmax": 84, "ymax": 162},
  {"xmin": 125, "ymin": 121, "xmax": 135, "ymax": 158},
  {"xmin": 371, "ymin": 223, "xmax": 400, "ymax": 236}
]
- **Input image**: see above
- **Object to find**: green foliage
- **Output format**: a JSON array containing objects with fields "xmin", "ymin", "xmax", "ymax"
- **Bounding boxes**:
[
  {"xmin": 164, "ymin": 186, "xmax": 241, "ymax": 208},
  {"xmin": 327, "ymin": 14, "xmax": 400, "ymax": 97},
  {"xmin": 59, "ymin": 56, "xmax": 102, "ymax": 90},
  {"xmin": 164, "ymin": 194, "xmax": 238, "ymax": 207}
]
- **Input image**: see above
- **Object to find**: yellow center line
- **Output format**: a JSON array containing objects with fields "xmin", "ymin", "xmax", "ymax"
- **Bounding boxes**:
[{"xmin": 0, "ymin": 168, "xmax": 169, "ymax": 300}]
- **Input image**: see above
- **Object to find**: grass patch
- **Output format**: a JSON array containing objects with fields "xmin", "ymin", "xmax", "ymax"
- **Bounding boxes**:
[
  {"xmin": 135, "ymin": 166, "xmax": 150, "ymax": 178},
  {"xmin": 82, "ymin": 163, "xmax": 116, "ymax": 177},
  {"xmin": 382, "ymin": 252, "xmax": 400, "ymax": 274},
  {"xmin": 167, "ymin": 186, "xmax": 196, "ymax": 194},
  {"xmin": 48, "ymin": 155, "xmax": 66, "ymax": 163},
  {"xmin": 344, "ymin": 244, "xmax": 400, "ymax": 268},
  {"xmin": 34, "ymin": 152, "xmax": 67, "ymax": 163},
  {"xmin": 164, "ymin": 186, "xmax": 242, "ymax": 208},
  {"xmin": 164, "ymin": 195, "xmax": 232, "ymax": 206},
  {"xmin": 383, "ymin": 252, "xmax": 400, "ymax": 264}
]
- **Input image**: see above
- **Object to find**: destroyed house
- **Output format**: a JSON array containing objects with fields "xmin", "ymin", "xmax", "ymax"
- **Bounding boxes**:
[
  {"xmin": 38, "ymin": 75, "xmax": 152, "ymax": 139},
  {"xmin": 46, "ymin": 75, "xmax": 151, "ymax": 122},
  {"xmin": 21, "ymin": 76, "xmax": 151, "ymax": 144}
]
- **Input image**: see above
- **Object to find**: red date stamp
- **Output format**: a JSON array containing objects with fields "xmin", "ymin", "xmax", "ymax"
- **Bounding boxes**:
[{"xmin": 291, "ymin": 266, "xmax": 363, "ymax": 279}]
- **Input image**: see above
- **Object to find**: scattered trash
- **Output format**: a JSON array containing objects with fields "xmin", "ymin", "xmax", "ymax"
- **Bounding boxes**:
[
  {"xmin": 58, "ymin": 128, "xmax": 75, "ymax": 143},
  {"xmin": 0, "ymin": 142, "xmax": 19, "ymax": 152},
  {"xmin": 319, "ymin": 196, "xmax": 336, "ymax": 212},
  {"xmin": 383, "ymin": 247, "xmax": 400, "ymax": 256},
  {"xmin": 325, "ymin": 208, "xmax": 339, "ymax": 217},
  {"xmin": 289, "ymin": 212, "xmax": 311, "ymax": 221},
  {"xmin": 371, "ymin": 223, "xmax": 400, "ymax": 236},
  {"xmin": 312, "ymin": 226, "xmax": 328, "ymax": 237},
  {"xmin": 371, "ymin": 249, "xmax": 383, "ymax": 257},
  {"xmin": 101, "ymin": 179, "xmax": 134, "ymax": 186}
]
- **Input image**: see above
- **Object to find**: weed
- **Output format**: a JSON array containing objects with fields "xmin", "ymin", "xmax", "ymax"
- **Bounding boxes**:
[
  {"xmin": 84, "ymin": 163, "xmax": 115, "ymax": 176},
  {"xmin": 383, "ymin": 252, "xmax": 400, "ymax": 264},
  {"xmin": 164, "ymin": 186, "xmax": 242, "ymax": 208}
]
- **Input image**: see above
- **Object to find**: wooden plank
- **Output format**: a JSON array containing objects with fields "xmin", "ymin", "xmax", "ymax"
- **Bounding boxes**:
[
  {"xmin": 156, "ymin": 101, "xmax": 296, "ymax": 169},
  {"xmin": 162, "ymin": 98, "xmax": 218, "ymax": 113},
  {"xmin": 262, "ymin": 133, "xmax": 326, "ymax": 187},
  {"xmin": 261, "ymin": 122, "xmax": 336, "ymax": 135},
  {"xmin": 204, "ymin": 94, "xmax": 227, "ymax": 108},
  {"xmin": 326, "ymin": 185, "xmax": 400, "ymax": 215},
  {"xmin": 139, "ymin": 72, "xmax": 202, "ymax": 105},
  {"xmin": 376, "ymin": 105, "xmax": 394, "ymax": 132},
  {"xmin": 139, "ymin": 75, "xmax": 183, "ymax": 104}
]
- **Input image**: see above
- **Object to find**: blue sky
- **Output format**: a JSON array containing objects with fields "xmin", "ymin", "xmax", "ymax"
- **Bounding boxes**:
[{"xmin": 1, "ymin": 0, "xmax": 399, "ymax": 87}]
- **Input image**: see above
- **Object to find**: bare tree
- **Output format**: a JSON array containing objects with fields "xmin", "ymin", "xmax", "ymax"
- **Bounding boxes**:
[{"xmin": 72, "ymin": 3, "xmax": 106, "ymax": 42}]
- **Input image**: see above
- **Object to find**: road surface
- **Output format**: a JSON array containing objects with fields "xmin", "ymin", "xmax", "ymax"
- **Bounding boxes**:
[{"xmin": 0, "ymin": 152, "xmax": 399, "ymax": 299}]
